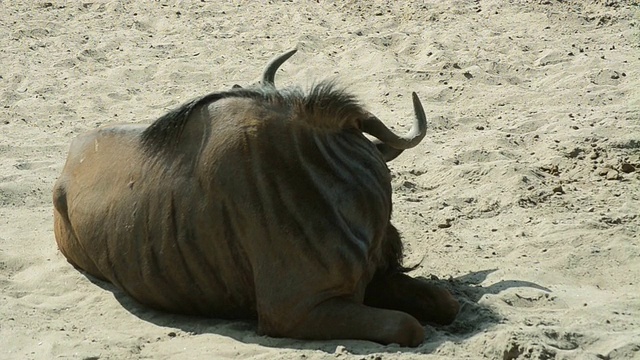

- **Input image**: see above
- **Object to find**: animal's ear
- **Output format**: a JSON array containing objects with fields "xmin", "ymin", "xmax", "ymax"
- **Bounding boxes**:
[{"xmin": 232, "ymin": 84, "xmax": 243, "ymax": 89}]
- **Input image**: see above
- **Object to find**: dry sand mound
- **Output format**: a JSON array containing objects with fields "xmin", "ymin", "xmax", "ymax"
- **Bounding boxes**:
[{"xmin": 1, "ymin": 1, "xmax": 639, "ymax": 359}]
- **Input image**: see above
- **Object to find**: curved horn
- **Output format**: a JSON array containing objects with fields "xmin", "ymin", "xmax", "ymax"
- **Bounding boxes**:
[
  {"xmin": 261, "ymin": 48, "xmax": 298, "ymax": 87},
  {"xmin": 363, "ymin": 92, "xmax": 427, "ymax": 161},
  {"xmin": 372, "ymin": 140, "xmax": 404, "ymax": 162}
]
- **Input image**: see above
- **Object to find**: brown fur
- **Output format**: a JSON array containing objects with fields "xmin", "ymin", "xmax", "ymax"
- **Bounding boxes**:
[{"xmin": 53, "ymin": 82, "xmax": 459, "ymax": 347}]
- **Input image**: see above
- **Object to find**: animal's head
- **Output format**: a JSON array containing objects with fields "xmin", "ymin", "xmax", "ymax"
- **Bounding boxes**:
[{"xmin": 234, "ymin": 49, "xmax": 427, "ymax": 162}]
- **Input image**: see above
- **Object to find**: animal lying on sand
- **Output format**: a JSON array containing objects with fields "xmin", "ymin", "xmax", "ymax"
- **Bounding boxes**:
[{"xmin": 53, "ymin": 49, "xmax": 460, "ymax": 347}]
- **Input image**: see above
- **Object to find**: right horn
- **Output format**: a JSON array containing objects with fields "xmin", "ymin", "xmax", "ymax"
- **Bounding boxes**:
[
  {"xmin": 261, "ymin": 48, "xmax": 298, "ymax": 87},
  {"xmin": 362, "ymin": 92, "xmax": 427, "ymax": 161}
]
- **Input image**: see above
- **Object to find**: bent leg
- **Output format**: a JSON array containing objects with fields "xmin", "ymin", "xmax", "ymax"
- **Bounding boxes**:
[
  {"xmin": 364, "ymin": 272, "xmax": 460, "ymax": 325},
  {"xmin": 272, "ymin": 297, "xmax": 425, "ymax": 347}
]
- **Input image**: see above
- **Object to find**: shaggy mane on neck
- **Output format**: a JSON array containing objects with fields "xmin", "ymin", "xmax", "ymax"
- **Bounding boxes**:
[{"xmin": 140, "ymin": 81, "xmax": 365, "ymax": 155}]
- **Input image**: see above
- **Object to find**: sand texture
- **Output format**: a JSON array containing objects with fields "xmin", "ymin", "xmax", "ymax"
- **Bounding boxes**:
[{"xmin": 1, "ymin": 1, "xmax": 639, "ymax": 359}]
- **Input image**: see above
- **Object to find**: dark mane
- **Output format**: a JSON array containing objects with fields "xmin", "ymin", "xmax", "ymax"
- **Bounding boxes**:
[
  {"xmin": 293, "ymin": 81, "xmax": 365, "ymax": 130},
  {"xmin": 140, "ymin": 81, "xmax": 365, "ymax": 155},
  {"xmin": 140, "ymin": 91, "xmax": 227, "ymax": 155}
]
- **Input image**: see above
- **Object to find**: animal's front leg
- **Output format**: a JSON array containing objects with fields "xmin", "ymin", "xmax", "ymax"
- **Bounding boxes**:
[
  {"xmin": 266, "ymin": 297, "xmax": 425, "ymax": 347},
  {"xmin": 364, "ymin": 272, "xmax": 460, "ymax": 326}
]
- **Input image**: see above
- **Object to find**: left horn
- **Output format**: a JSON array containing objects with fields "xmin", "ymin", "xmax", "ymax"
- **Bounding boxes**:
[{"xmin": 261, "ymin": 48, "xmax": 298, "ymax": 87}]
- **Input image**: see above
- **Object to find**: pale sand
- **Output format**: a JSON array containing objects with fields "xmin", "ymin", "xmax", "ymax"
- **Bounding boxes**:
[{"xmin": 1, "ymin": 1, "xmax": 639, "ymax": 359}]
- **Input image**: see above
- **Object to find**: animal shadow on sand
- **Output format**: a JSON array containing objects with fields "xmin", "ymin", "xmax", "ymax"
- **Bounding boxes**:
[{"xmin": 85, "ymin": 268, "xmax": 549, "ymax": 355}]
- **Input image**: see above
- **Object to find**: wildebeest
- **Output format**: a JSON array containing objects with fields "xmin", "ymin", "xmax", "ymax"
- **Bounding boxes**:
[{"xmin": 53, "ymin": 49, "xmax": 459, "ymax": 347}]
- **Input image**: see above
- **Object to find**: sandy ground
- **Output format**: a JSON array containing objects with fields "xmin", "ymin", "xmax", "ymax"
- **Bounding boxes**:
[{"xmin": 1, "ymin": 1, "xmax": 639, "ymax": 359}]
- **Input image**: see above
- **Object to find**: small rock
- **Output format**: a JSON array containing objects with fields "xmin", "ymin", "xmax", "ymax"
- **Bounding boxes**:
[
  {"xmin": 168, "ymin": 331, "xmax": 177, "ymax": 337},
  {"xmin": 620, "ymin": 163, "xmax": 635, "ymax": 173},
  {"xmin": 402, "ymin": 180, "xmax": 416, "ymax": 189},
  {"xmin": 437, "ymin": 221, "xmax": 452, "ymax": 229},
  {"xmin": 476, "ymin": 125, "xmax": 485, "ymax": 130},
  {"xmin": 567, "ymin": 147, "xmax": 584, "ymax": 158},
  {"xmin": 606, "ymin": 169, "xmax": 620, "ymax": 180},
  {"xmin": 552, "ymin": 185, "xmax": 564, "ymax": 194},
  {"xmin": 334, "ymin": 345, "xmax": 348, "ymax": 355},
  {"xmin": 541, "ymin": 164, "xmax": 560, "ymax": 175}
]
